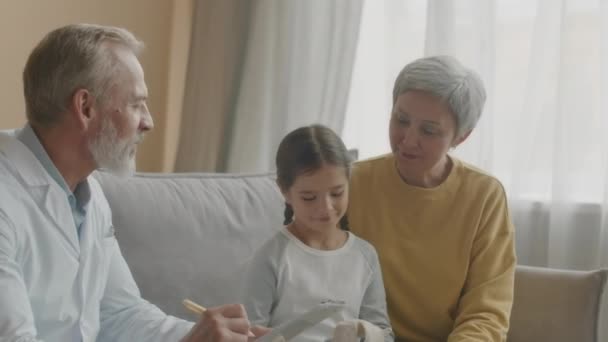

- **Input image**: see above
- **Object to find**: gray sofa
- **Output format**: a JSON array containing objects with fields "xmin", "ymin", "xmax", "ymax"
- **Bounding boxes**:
[{"xmin": 95, "ymin": 171, "xmax": 608, "ymax": 342}]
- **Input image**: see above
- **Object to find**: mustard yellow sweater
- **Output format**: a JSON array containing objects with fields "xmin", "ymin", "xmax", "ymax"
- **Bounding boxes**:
[{"xmin": 348, "ymin": 154, "xmax": 516, "ymax": 342}]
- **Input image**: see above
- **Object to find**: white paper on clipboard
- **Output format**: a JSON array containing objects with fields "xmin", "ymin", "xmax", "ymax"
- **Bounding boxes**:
[{"xmin": 257, "ymin": 301, "xmax": 345, "ymax": 342}]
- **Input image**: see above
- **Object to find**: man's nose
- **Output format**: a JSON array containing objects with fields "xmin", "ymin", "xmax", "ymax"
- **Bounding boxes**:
[{"xmin": 140, "ymin": 105, "xmax": 154, "ymax": 131}]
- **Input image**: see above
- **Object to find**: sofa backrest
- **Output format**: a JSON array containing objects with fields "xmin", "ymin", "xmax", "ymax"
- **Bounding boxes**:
[
  {"xmin": 95, "ymin": 171, "xmax": 284, "ymax": 319},
  {"xmin": 96, "ymin": 171, "xmax": 608, "ymax": 340}
]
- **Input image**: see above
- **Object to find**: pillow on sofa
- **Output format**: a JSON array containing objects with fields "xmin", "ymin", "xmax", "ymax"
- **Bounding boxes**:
[
  {"xmin": 95, "ymin": 171, "xmax": 284, "ymax": 319},
  {"xmin": 508, "ymin": 265, "xmax": 607, "ymax": 342}
]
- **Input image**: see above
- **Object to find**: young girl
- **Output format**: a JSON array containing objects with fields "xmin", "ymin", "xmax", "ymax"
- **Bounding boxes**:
[{"xmin": 242, "ymin": 125, "xmax": 393, "ymax": 341}]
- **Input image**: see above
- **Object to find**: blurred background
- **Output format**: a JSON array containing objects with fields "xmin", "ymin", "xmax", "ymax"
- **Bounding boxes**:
[{"xmin": 1, "ymin": 0, "xmax": 607, "ymax": 273}]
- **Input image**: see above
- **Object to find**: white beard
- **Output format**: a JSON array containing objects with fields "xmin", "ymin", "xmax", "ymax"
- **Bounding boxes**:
[{"xmin": 89, "ymin": 117, "xmax": 140, "ymax": 178}]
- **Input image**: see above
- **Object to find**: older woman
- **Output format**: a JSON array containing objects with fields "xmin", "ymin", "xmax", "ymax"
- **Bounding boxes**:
[{"xmin": 348, "ymin": 55, "xmax": 516, "ymax": 342}]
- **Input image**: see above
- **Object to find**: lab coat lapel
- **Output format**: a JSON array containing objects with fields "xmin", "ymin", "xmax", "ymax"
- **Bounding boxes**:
[{"xmin": 0, "ymin": 133, "xmax": 80, "ymax": 257}]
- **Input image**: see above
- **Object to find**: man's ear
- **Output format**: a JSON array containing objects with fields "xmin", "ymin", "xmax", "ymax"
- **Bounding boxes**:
[
  {"xmin": 452, "ymin": 129, "xmax": 472, "ymax": 148},
  {"xmin": 70, "ymin": 88, "xmax": 97, "ymax": 130}
]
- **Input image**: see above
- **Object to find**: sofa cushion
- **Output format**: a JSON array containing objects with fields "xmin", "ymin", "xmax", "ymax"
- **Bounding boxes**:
[
  {"xmin": 508, "ymin": 265, "xmax": 608, "ymax": 342},
  {"xmin": 95, "ymin": 171, "xmax": 284, "ymax": 319}
]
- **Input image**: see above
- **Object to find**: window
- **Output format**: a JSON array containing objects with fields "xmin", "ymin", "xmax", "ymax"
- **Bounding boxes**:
[{"xmin": 342, "ymin": 0, "xmax": 607, "ymax": 203}]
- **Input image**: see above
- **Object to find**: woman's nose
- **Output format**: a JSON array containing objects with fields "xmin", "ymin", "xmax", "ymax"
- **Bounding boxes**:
[{"xmin": 399, "ymin": 126, "xmax": 418, "ymax": 147}]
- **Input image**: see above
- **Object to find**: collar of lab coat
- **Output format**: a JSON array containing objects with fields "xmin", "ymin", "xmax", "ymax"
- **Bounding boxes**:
[
  {"xmin": 0, "ymin": 131, "xmax": 82, "ymax": 256},
  {"xmin": 0, "ymin": 130, "xmax": 56, "ymax": 187}
]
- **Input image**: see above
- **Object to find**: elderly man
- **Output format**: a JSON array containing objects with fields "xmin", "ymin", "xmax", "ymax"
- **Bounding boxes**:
[{"xmin": 0, "ymin": 24, "xmax": 266, "ymax": 342}]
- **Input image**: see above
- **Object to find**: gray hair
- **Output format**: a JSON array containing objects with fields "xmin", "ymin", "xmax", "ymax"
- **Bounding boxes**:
[
  {"xmin": 392, "ymin": 55, "xmax": 486, "ymax": 138},
  {"xmin": 23, "ymin": 23, "xmax": 144, "ymax": 126}
]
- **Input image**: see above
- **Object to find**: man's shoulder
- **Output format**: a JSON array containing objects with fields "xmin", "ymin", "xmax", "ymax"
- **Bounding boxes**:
[
  {"xmin": 0, "ymin": 158, "xmax": 27, "ymax": 199},
  {"xmin": 0, "ymin": 163, "xmax": 32, "ymax": 229},
  {"xmin": 0, "ymin": 129, "xmax": 20, "ymax": 153}
]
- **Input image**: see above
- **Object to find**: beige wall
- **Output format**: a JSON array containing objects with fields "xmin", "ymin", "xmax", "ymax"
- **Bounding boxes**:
[{"xmin": 0, "ymin": 0, "xmax": 193, "ymax": 172}]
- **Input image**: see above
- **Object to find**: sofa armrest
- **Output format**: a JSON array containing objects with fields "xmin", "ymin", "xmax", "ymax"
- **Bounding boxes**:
[{"xmin": 508, "ymin": 265, "xmax": 607, "ymax": 342}]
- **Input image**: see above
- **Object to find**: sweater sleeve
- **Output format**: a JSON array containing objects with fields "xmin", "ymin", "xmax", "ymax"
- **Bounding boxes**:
[
  {"xmin": 448, "ymin": 183, "xmax": 516, "ymax": 342},
  {"xmin": 358, "ymin": 245, "xmax": 395, "ymax": 342},
  {"xmin": 241, "ymin": 235, "xmax": 281, "ymax": 326}
]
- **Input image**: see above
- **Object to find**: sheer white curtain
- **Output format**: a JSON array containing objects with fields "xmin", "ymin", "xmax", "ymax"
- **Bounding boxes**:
[
  {"xmin": 225, "ymin": 0, "xmax": 363, "ymax": 172},
  {"xmin": 175, "ymin": 0, "xmax": 252, "ymax": 172},
  {"xmin": 343, "ymin": 0, "xmax": 608, "ymax": 271}
]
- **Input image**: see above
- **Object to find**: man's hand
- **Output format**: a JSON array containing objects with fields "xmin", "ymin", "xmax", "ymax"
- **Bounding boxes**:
[
  {"xmin": 248, "ymin": 325, "xmax": 271, "ymax": 341},
  {"xmin": 181, "ymin": 304, "xmax": 269, "ymax": 342}
]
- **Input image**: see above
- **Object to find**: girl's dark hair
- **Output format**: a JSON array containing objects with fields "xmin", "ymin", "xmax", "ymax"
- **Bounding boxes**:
[{"xmin": 276, "ymin": 124, "xmax": 352, "ymax": 230}]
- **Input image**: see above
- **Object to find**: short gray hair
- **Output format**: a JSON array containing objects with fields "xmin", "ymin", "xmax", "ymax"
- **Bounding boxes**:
[
  {"xmin": 392, "ymin": 55, "xmax": 486, "ymax": 138},
  {"xmin": 23, "ymin": 23, "xmax": 144, "ymax": 126}
]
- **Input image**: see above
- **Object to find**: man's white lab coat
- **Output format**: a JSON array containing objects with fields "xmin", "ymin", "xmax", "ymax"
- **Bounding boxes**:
[{"xmin": 0, "ymin": 132, "xmax": 193, "ymax": 342}]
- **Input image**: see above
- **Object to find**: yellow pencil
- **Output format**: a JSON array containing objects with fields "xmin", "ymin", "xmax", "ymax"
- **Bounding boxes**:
[{"xmin": 182, "ymin": 299, "xmax": 206, "ymax": 314}]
